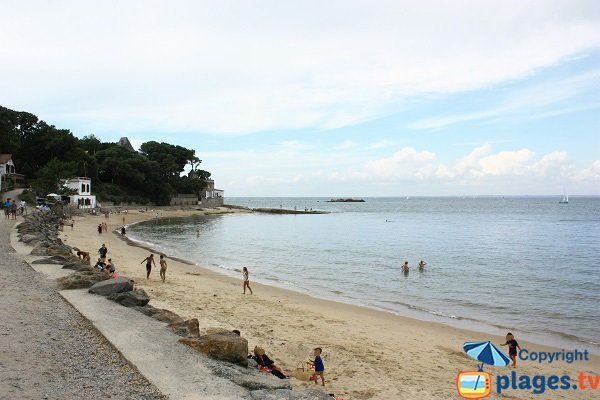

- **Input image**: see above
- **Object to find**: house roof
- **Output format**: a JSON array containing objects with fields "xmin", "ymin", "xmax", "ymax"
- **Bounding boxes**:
[{"xmin": 0, "ymin": 154, "xmax": 13, "ymax": 164}]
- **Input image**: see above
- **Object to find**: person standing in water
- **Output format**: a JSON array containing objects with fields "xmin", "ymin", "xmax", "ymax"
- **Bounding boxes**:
[
  {"xmin": 141, "ymin": 254, "xmax": 156, "ymax": 279},
  {"xmin": 159, "ymin": 255, "xmax": 167, "ymax": 283},
  {"xmin": 418, "ymin": 260, "xmax": 427, "ymax": 269},
  {"xmin": 242, "ymin": 267, "xmax": 253, "ymax": 295},
  {"xmin": 401, "ymin": 261, "xmax": 409, "ymax": 272}
]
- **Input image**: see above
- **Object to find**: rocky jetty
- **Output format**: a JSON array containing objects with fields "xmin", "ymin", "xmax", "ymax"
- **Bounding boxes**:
[{"xmin": 326, "ymin": 198, "xmax": 365, "ymax": 202}]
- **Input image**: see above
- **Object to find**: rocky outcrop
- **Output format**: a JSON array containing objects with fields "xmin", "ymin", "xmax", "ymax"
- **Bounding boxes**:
[
  {"xmin": 88, "ymin": 277, "xmax": 133, "ymax": 296},
  {"xmin": 57, "ymin": 269, "xmax": 108, "ymax": 289},
  {"xmin": 107, "ymin": 290, "xmax": 150, "ymax": 307},
  {"xmin": 31, "ymin": 255, "xmax": 75, "ymax": 265},
  {"xmin": 62, "ymin": 260, "xmax": 93, "ymax": 271},
  {"xmin": 208, "ymin": 362, "xmax": 292, "ymax": 391},
  {"xmin": 179, "ymin": 331, "xmax": 248, "ymax": 366},
  {"xmin": 168, "ymin": 318, "xmax": 199, "ymax": 337}
]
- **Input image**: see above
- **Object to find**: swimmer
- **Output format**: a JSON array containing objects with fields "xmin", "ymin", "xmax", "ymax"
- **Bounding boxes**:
[
  {"xmin": 418, "ymin": 260, "xmax": 427, "ymax": 269},
  {"xmin": 401, "ymin": 261, "xmax": 409, "ymax": 272}
]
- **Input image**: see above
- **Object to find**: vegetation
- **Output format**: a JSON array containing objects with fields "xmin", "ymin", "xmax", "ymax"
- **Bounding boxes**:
[{"xmin": 0, "ymin": 105, "xmax": 211, "ymax": 205}]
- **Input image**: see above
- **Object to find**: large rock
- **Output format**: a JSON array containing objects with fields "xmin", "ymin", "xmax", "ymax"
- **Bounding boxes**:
[
  {"xmin": 30, "ymin": 244, "xmax": 48, "ymax": 256},
  {"xmin": 62, "ymin": 260, "xmax": 92, "ymax": 271},
  {"xmin": 179, "ymin": 331, "xmax": 248, "ymax": 366},
  {"xmin": 20, "ymin": 234, "xmax": 39, "ymax": 244},
  {"xmin": 47, "ymin": 244, "xmax": 72, "ymax": 257},
  {"xmin": 88, "ymin": 277, "xmax": 133, "ymax": 296},
  {"xmin": 208, "ymin": 362, "xmax": 292, "ymax": 391},
  {"xmin": 107, "ymin": 289, "xmax": 150, "ymax": 307},
  {"xmin": 31, "ymin": 255, "xmax": 74, "ymax": 265},
  {"xmin": 57, "ymin": 270, "xmax": 108, "ymax": 290},
  {"xmin": 169, "ymin": 318, "xmax": 200, "ymax": 337},
  {"xmin": 133, "ymin": 305, "xmax": 184, "ymax": 324}
]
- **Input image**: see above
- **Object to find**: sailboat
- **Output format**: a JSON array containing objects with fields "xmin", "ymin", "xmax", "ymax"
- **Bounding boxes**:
[{"xmin": 559, "ymin": 192, "xmax": 569, "ymax": 204}]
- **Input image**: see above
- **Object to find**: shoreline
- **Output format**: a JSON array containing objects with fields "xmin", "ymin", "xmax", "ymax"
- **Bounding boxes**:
[
  {"xmin": 124, "ymin": 214, "xmax": 600, "ymax": 354},
  {"xmin": 60, "ymin": 208, "xmax": 600, "ymax": 399}
]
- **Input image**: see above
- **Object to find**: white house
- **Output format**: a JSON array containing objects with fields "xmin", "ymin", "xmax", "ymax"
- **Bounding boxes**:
[{"xmin": 64, "ymin": 177, "xmax": 97, "ymax": 208}]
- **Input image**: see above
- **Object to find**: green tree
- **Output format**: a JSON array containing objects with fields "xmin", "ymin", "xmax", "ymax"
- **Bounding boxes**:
[{"xmin": 32, "ymin": 158, "xmax": 78, "ymax": 196}]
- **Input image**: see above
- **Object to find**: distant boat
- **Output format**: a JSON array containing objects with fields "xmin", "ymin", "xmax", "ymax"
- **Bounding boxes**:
[{"xmin": 559, "ymin": 193, "xmax": 569, "ymax": 204}]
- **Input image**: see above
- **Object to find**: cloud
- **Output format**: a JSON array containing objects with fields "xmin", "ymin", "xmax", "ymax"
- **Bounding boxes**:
[
  {"xmin": 364, "ymin": 148, "xmax": 436, "ymax": 180},
  {"xmin": 1, "ymin": 1, "xmax": 599, "ymax": 134}
]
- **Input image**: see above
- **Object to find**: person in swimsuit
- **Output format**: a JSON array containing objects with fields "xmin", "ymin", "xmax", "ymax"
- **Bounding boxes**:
[
  {"xmin": 401, "ymin": 261, "xmax": 409, "ymax": 273},
  {"xmin": 418, "ymin": 260, "xmax": 427, "ymax": 269},
  {"xmin": 159, "ymin": 255, "xmax": 167, "ymax": 283},
  {"xmin": 501, "ymin": 332, "xmax": 521, "ymax": 368},
  {"xmin": 141, "ymin": 254, "xmax": 156, "ymax": 279},
  {"xmin": 242, "ymin": 267, "xmax": 253, "ymax": 294}
]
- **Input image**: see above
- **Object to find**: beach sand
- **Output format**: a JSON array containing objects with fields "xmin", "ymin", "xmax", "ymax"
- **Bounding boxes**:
[{"xmin": 60, "ymin": 209, "xmax": 600, "ymax": 399}]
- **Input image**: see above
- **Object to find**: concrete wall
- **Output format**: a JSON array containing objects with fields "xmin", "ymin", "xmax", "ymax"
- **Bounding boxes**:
[{"xmin": 200, "ymin": 197, "xmax": 224, "ymax": 207}]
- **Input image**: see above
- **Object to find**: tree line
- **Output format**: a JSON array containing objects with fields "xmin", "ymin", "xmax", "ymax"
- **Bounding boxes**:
[{"xmin": 0, "ymin": 105, "xmax": 211, "ymax": 205}]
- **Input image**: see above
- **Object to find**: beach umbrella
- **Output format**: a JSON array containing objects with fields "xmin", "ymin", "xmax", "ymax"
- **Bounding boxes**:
[{"xmin": 463, "ymin": 341, "xmax": 510, "ymax": 371}]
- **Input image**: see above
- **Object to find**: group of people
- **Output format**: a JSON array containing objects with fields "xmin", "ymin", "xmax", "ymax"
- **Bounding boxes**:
[
  {"xmin": 97, "ymin": 222, "xmax": 108, "ymax": 234},
  {"xmin": 141, "ymin": 253, "xmax": 168, "ymax": 282},
  {"xmin": 251, "ymin": 345, "xmax": 326, "ymax": 385},
  {"xmin": 401, "ymin": 260, "xmax": 427, "ymax": 272},
  {"xmin": 3, "ymin": 198, "xmax": 25, "ymax": 219},
  {"xmin": 95, "ymin": 243, "xmax": 118, "ymax": 277}
]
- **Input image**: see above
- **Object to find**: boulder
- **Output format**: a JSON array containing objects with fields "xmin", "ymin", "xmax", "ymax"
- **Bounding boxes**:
[
  {"xmin": 208, "ymin": 362, "xmax": 292, "ymax": 391},
  {"xmin": 169, "ymin": 318, "xmax": 199, "ymax": 337},
  {"xmin": 62, "ymin": 261, "xmax": 92, "ymax": 271},
  {"xmin": 30, "ymin": 245, "xmax": 48, "ymax": 256},
  {"xmin": 47, "ymin": 244, "xmax": 72, "ymax": 257},
  {"xmin": 31, "ymin": 255, "xmax": 73, "ymax": 265},
  {"xmin": 107, "ymin": 289, "xmax": 150, "ymax": 307},
  {"xmin": 57, "ymin": 270, "xmax": 108, "ymax": 290},
  {"xmin": 179, "ymin": 331, "xmax": 248, "ymax": 366},
  {"xmin": 88, "ymin": 277, "xmax": 133, "ymax": 296},
  {"xmin": 20, "ymin": 234, "xmax": 39, "ymax": 244}
]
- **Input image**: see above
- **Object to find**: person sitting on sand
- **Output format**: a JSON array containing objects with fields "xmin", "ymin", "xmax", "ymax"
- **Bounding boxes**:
[
  {"xmin": 252, "ymin": 346, "xmax": 287, "ymax": 379},
  {"xmin": 106, "ymin": 258, "xmax": 116, "ymax": 276},
  {"xmin": 141, "ymin": 254, "xmax": 156, "ymax": 279},
  {"xmin": 401, "ymin": 261, "xmax": 409, "ymax": 272},
  {"xmin": 242, "ymin": 267, "xmax": 253, "ymax": 295},
  {"xmin": 95, "ymin": 258, "xmax": 106, "ymax": 272},
  {"xmin": 418, "ymin": 260, "xmax": 427, "ymax": 269},
  {"xmin": 159, "ymin": 255, "xmax": 167, "ymax": 282},
  {"xmin": 501, "ymin": 332, "xmax": 521, "ymax": 368}
]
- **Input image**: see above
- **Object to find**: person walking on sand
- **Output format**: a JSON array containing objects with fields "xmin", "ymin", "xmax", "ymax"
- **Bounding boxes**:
[
  {"xmin": 501, "ymin": 332, "xmax": 521, "ymax": 368},
  {"xmin": 141, "ymin": 254, "xmax": 156, "ymax": 279},
  {"xmin": 159, "ymin": 255, "xmax": 167, "ymax": 283},
  {"xmin": 242, "ymin": 267, "xmax": 253, "ymax": 294},
  {"xmin": 97, "ymin": 224, "xmax": 102, "ymax": 235},
  {"xmin": 98, "ymin": 243, "xmax": 108, "ymax": 262}
]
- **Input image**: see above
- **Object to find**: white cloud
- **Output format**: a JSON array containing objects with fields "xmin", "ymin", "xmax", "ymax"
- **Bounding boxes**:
[
  {"xmin": 1, "ymin": 1, "xmax": 599, "ymax": 134},
  {"xmin": 364, "ymin": 148, "xmax": 436, "ymax": 180}
]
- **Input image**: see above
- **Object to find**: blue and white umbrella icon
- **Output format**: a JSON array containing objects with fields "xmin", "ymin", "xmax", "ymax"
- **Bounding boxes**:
[{"xmin": 463, "ymin": 341, "xmax": 510, "ymax": 371}]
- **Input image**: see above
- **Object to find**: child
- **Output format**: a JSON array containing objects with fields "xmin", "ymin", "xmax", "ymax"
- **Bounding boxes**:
[
  {"xmin": 501, "ymin": 332, "xmax": 521, "ymax": 368},
  {"xmin": 309, "ymin": 347, "xmax": 325, "ymax": 386},
  {"xmin": 242, "ymin": 267, "xmax": 253, "ymax": 294}
]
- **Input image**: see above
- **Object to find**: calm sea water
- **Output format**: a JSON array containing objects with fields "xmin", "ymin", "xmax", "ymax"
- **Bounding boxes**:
[{"xmin": 128, "ymin": 197, "xmax": 600, "ymax": 350}]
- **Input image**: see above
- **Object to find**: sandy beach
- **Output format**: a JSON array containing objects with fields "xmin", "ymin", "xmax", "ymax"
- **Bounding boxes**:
[{"xmin": 59, "ymin": 209, "xmax": 600, "ymax": 400}]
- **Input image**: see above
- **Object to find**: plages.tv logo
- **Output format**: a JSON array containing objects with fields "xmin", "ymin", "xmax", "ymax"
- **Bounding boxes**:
[{"xmin": 457, "ymin": 341, "xmax": 511, "ymax": 399}]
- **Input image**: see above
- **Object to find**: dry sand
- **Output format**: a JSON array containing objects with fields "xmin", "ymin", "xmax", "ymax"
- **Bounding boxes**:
[{"xmin": 59, "ymin": 209, "xmax": 600, "ymax": 400}]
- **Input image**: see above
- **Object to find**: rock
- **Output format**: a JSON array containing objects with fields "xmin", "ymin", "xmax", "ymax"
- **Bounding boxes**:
[
  {"xmin": 20, "ymin": 234, "xmax": 39, "ymax": 243},
  {"xmin": 107, "ymin": 289, "xmax": 150, "ymax": 307},
  {"xmin": 88, "ymin": 277, "xmax": 133, "ymax": 296},
  {"xmin": 247, "ymin": 358, "xmax": 259, "ymax": 369},
  {"xmin": 249, "ymin": 389, "xmax": 331, "ymax": 400},
  {"xmin": 31, "ymin": 255, "xmax": 73, "ymax": 265},
  {"xmin": 30, "ymin": 244, "xmax": 48, "ymax": 256},
  {"xmin": 47, "ymin": 244, "xmax": 72, "ymax": 257},
  {"xmin": 57, "ymin": 270, "xmax": 108, "ymax": 290},
  {"xmin": 62, "ymin": 261, "xmax": 92, "ymax": 271},
  {"xmin": 179, "ymin": 331, "xmax": 248, "ymax": 366},
  {"xmin": 169, "ymin": 318, "xmax": 199, "ymax": 337},
  {"xmin": 208, "ymin": 362, "xmax": 292, "ymax": 391}
]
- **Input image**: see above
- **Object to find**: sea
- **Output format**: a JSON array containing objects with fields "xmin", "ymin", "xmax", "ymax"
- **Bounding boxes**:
[{"xmin": 127, "ymin": 197, "xmax": 600, "ymax": 352}]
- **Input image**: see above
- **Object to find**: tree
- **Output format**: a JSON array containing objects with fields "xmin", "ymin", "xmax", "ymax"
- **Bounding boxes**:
[{"xmin": 32, "ymin": 158, "xmax": 78, "ymax": 196}]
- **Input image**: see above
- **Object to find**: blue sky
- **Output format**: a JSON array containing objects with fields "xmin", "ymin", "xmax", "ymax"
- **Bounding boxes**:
[{"xmin": 2, "ymin": 0, "xmax": 599, "ymax": 196}]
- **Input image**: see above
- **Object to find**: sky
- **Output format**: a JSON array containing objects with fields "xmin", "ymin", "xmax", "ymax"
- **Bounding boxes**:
[{"xmin": 2, "ymin": 0, "xmax": 599, "ymax": 196}]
